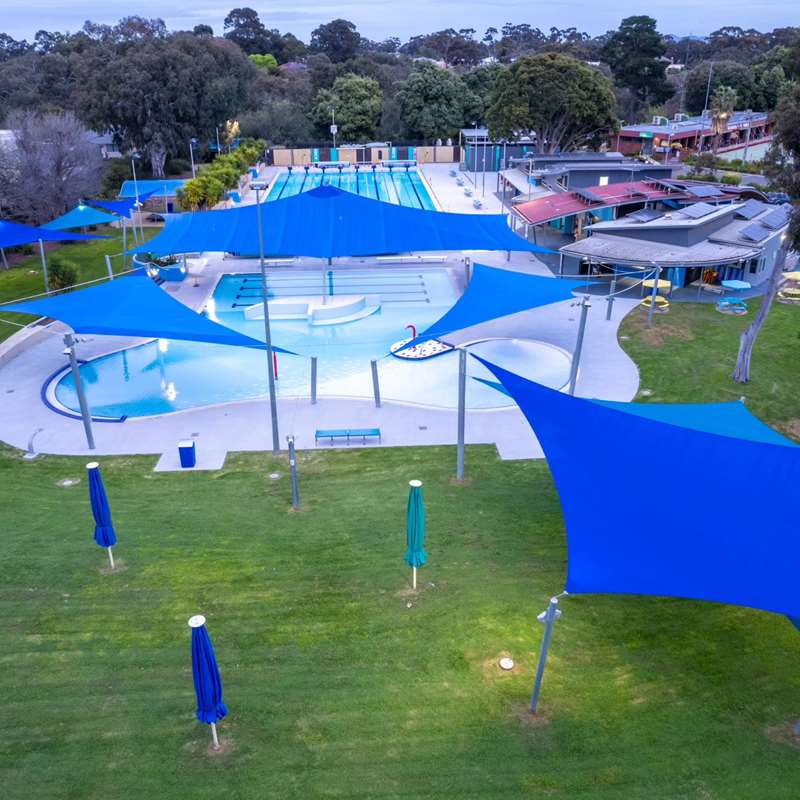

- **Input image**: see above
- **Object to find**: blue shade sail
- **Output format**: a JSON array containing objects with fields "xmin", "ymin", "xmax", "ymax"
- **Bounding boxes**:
[
  {"xmin": 118, "ymin": 180, "xmax": 186, "ymax": 198},
  {"xmin": 402, "ymin": 265, "xmax": 587, "ymax": 348},
  {"xmin": 129, "ymin": 185, "xmax": 553, "ymax": 259},
  {"xmin": 0, "ymin": 219, "xmax": 105, "ymax": 249},
  {"xmin": 43, "ymin": 205, "xmax": 120, "ymax": 230},
  {"xmin": 87, "ymin": 189, "xmax": 159, "ymax": 217},
  {"xmin": 0, "ymin": 275, "xmax": 292, "ymax": 352},
  {"xmin": 477, "ymin": 357, "xmax": 800, "ymax": 618}
]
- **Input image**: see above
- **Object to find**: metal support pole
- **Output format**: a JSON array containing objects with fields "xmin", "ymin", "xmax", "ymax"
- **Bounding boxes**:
[
  {"xmin": 647, "ymin": 265, "xmax": 661, "ymax": 329},
  {"xmin": 121, "ymin": 222, "xmax": 128, "ymax": 268},
  {"xmin": 0, "ymin": 247, "xmax": 8, "ymax": 270},
  {"xmin": 567, "ymin": 296, "xmax": 591, "ymax": 396},
  {"xmin": 104, "ymin": 254, "xmax": 114, "ymax": 281},
  {"xmin": 255, "ymin": 187, "xmax": 280, "ymax": 455},
  {"xmin": 465, "ymin": 256, "xmax": 472, "ymax": 285},
  {"xmin": 530, "ymin": 597, "xmax": 561, "ymax": 714},
  {"xmin": 606, "ymin": 275, "xmax": 617, "ymax": 321},
  {"xmin": 63, "ymin": 333, "xmax": 95, "ymax": 450},
  {"xmin": 370, "ymin": 359, "xmax": 381, "ymax": 408},
  {"xmin": 456, "ymin": 348, "xmax": 466, "ymax": 480},
  {"xmin": 38, "ymin": 240, "xmax": 49, "ymax": 293},
  {"xmin": 558, "ymin": 252, "xmax": 564, "ymax": 277},
  {"xmin": 310, "ymin": 356, "xmax": 317, "ymax": 404},
  {"xmin": 189, "ymin": 139, "xmax": 197, "ymax": 178},
  {"xmin": 287, "ymin": 435, "xmax": 300, "ymax": 509}
]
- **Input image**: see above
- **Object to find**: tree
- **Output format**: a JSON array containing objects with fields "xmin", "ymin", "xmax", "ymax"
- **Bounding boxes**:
[
  {"xmin": 709, "ymin": 85, "xmax": 737, "ymax": 155},
  {"xmin": 396, "ymin": 63, "xmax": 477, "ymax": 140},
  {"xmin": 487, "ymin": 53, "xmax": 617, "ymax": 152},
  {"xmin": 310, "ymin": 19, "xmax": 361, "ymax": 63},
  {"xmin": 311, "ymin": 74, "xmax": 382, "ymax": 142},
  {"xmin": 684, "ymin": 60, "xmax": 755, "ymax": 113},
  {"xmin": 600, "ymin": 16, "xmax": 673, "ymax": 108},
  {"xmin": 239, "ymin": 102, "xmax": 313, "ymax": 147},
  {"xmin": 463, "ymin": 63, "xmax": 506, "ymax": 122},
  {"xmin": 249, "ymin": 53, "xmax": 278, "ymax": 73},
  {"xmin": 223, "ymin": 7, "xmax": 269, "ymax": 54},
  {"xmin": 76, "ymin": 34, "xmax": 254, "ymax": 176},
  {"xmin": 733, "ymin": 83, "xmax": 800, "ymax": 383},
  {"xmin": 0, "ymin": 110, "xmax": 104, "ymax": 224},
  {"xmin": 192, "ymin": 25, "xmax": 214, "ymax": 37}
]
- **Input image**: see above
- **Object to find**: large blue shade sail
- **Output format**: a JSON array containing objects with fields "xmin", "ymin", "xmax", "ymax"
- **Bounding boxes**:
[
  {"xmin": 119, "ymin": 179, "xmax": 186, "ymax": 198},
  {"xmin": 0, "ymin": 219, "xmax": 104, "ymax": 249},
  {"xmin": 130, "ymin": 185, "xmax": 550, "ymax": 259},
  {"xmin": 88, "ymin": 189, "xmax": 159, "ymax": 217},
  {"xmin": 403, "ymin": 265, "xmax": 587, "ymax": 348},
  {"xmin": 191, "ymin": 622, "xmax": 228, "ymax": 724},
  {"xmin": 478, "ymin": 358, "xmax": 800, "ymax": 618},
  {"xmin": 43, "ymin": 205, "xmax": 120, "ymax": 230},
  {"xmin": 0, "ymin": 276, "xmax": 288, "ymax": 352},
  {"xmin": 87, "ymin": 464, "xmax": 117, "ymax": 548}
]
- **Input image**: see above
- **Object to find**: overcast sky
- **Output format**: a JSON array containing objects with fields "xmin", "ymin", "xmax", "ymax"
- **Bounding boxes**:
[{"xmin": 1, "ymin": 0, "xmax": 796, "ymax": 42}]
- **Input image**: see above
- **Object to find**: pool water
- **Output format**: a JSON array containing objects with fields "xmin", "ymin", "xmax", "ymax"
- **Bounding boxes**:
[
  {"xmin": 268, "ymin": 169, "xmax": 437, "ymax": 211},
  {"xmin": 54, "ymin": 269, "xmax": 571, "ymax": 418}
]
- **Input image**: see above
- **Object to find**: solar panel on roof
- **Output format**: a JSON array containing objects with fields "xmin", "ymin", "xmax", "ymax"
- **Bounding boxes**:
[
  {"xmin": 760, "ymin": 207, "xmax": 790, "ymax": 230},
  {"xmin": 740, "ymin": 223, "xmax": 770, "ymax": 243},
  {"xmin": 681, "ymin": 202, "xmax": 718, "ymax": 219},
  {"xmin": 686, "ymin": 184, "xmax": 723, "ymax": 198},
  {"xmin": 735, "ymin": 199, "xmax": 767, "ymax": 220},
  {"xmin": 628, "ymin": 208, "xmax": 663, "ymax": 223},
  {"xmin": 575, "ymin": 188, "xmax": 603, "ymax": 203}
]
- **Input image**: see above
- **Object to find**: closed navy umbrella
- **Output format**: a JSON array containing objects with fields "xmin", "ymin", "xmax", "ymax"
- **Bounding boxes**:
[
  {"xmin": 86, "ymin": 462, "xmax": 117, "ymax": 570},
  {"xmin": 189, "ymin": 615, "xmax": 228, "ymax": 749}
]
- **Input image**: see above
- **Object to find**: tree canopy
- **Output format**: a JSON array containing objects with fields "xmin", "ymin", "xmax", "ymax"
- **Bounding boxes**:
[
  {"xmin": 311, "ymin": 74, "xmax": 383, "ymax": 142},
  {"xmin": 600, "ymin": 16, "xmax": 673, "ymax": 108},
  {"xmin": 310, "ymin": 19, "xmax": 361, "ymax": 63},
  {"xmin": 487, "ymin": 53, "xmax": 617, "ymax": 152}
]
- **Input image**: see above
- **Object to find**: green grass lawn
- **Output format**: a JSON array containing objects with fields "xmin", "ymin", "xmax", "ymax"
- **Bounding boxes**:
[
  {"xmin": 1, "ymin": 443, "xmax": 799, "ymax": 799},
  {"xmin": 620, "ymin": 299, "xmax": 800, "ymax": 441},
  {"xmin": 0, "ymin": 228, "xmax": 157, "ymax": 343},
  {"xmin": 1, "ymin": 287, "xmax": 799, "ymax": 797}
]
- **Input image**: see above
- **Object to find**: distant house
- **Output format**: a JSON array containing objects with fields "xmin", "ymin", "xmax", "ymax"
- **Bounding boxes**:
[{"xmin": 613, "ymin": 111, "xmax": 773, "ymax": 161}]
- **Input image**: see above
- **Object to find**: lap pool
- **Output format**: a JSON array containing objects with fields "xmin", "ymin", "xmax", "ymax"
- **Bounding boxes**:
[{"xmin": 53, "ymin": 269, "xmax": 571, "ymax": 418}]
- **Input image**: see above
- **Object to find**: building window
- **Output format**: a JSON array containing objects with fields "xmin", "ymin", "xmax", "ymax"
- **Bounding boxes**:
[{"xmin": 599, "ymin": 176, "xmax": 609, "ymax": 186}]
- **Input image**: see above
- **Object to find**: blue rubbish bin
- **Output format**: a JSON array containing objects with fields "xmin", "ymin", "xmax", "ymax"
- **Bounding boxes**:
[{"xmin": 178, "ymin": 439, "xmax": 196, "ymax": 468}]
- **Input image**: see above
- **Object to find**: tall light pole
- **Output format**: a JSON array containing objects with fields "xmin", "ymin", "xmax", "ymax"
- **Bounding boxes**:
[
  {"xmin": 188, "ymin": 137, "xmax": 198, "ymax": 178},
  {"xmin": 130, "ymin": 152, "xmax": 144, "ymax": 241},
  {"xmin": 254, "ymin": 186, "xmax": 280, "ymax": 455},
  {"xmin": 330, "ymin": 107, "xmax": 337, "ymax": 150},
  {"xmin": 215, "ymin": 125, "xmax": 222, "ymax": 154}
]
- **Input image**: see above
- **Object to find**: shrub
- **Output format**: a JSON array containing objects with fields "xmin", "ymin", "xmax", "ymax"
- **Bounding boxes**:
[
  {"xmin": 166, "ymin": 157, "xmax": 192, "ymax": 176},
  {"xmin": 48, "ymin": 257, "xmax": 79, "ymax": 291},
  {"xmin": 720, "ymin": 173, "xmax": 742, "ymax": 185}
]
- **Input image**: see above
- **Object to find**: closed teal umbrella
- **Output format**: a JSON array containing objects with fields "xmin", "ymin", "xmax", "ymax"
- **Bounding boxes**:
[{"xmin": 404, "ymin": 479, "xmax": 427, "ymax": 589}]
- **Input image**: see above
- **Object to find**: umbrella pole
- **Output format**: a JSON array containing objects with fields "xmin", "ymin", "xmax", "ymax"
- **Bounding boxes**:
[
  {"xmin": 107, "ymin": 547, "xmax": 115, "ymax": 570},
  {"xmin": 412, "ymin": 566, "xmax": 417, "ymax": 590},
  {"xmin": 210, "ymin": 722, "xmax": 220, "ymax": 749}
]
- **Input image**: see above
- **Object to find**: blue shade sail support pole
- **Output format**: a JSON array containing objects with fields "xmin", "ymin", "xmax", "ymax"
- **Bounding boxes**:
[
  {"xmin": 38, "ymin": 240, "xmax": 49, "ymax": 293},
  {"xmin": 310, "ymin": 356, "xmax": 318, "ymax": 404},
  {"xmin": 456, "ymin": 347, "xmax": 466, "ymax": 480},
  {"xmin": 530, "ymin": 597, "xmax": 562, "ymax": 714},
  {"xmin": 606, "ymin": 273, "xmax": 617, "ymax": 320},
  {"xmin": 370, "ymin": 360, "xmax": 381, "ymax": 408},
  {"xmin": 104, "ymin": 255, "xmax": 114, "ymax": 281},
  {"xmin": 255, "ymin": 186, "xmax": 280, "ymax": 455},
  {"xmin": 647, "ymin": 264, "xmax": 661, "ymax": 328},
  {"xmin": 64, "ymin": 333, "xmax": 95, "ymax": 450},
  {"xmin": 287, "ymin": 435, "xmax": 300, "ymax": 509},
  {"xmin": 568, "ymin": 295, "xmax": 591, "ymax": 396}
]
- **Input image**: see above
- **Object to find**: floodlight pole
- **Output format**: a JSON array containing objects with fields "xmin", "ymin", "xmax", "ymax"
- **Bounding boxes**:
[
  {"xmin": 287, "ymin": 435, "xmax": 300, "ymax": 509},
  {"xmin": 567, "ymin": 295, "xmax": 591, "ymax": 396},
  {"xmin": 530, "ymin": 597, "xmax": 562, "ymax": 714},
  {"xmin": 63, "ymin": 333, "xmax": 95, "ymax": 450},
  {"xmin": 606, "ymin": 273, "xmax": 617, "ymax": 320},
  {"xmin": 188, "ymin": 138, "xmax": 197, "ymax": 178},
  {"xmin": 456, "ymin": 347, "xmax": 467, "ymax": 480},
  {"xmin": 255, "ymin": 186, "xmax": 281, "ymax": 455},
  {"xmin": 38, "ymin": 239, "xmax": 49, "ymax": 292}
]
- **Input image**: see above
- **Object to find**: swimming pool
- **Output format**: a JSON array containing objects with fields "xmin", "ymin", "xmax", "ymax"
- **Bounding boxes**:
[
  {"xmin": 53, "ymin": 269, "xmax": 571, "ymax": 418},
  {"xmin": 268, "ymin": 169, "xmax": 437, "ymax": 211}
]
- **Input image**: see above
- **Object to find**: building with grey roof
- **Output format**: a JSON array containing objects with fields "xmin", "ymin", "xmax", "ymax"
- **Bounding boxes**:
[{"xmin": 559, "ymin": 200, "xmax": 792, "ymax": 290}]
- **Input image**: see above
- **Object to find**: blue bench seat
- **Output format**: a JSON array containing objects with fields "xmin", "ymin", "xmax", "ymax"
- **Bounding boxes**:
[{"xmin": 315, "ymin": 428, "xmax": 381, "ymax": 445}]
